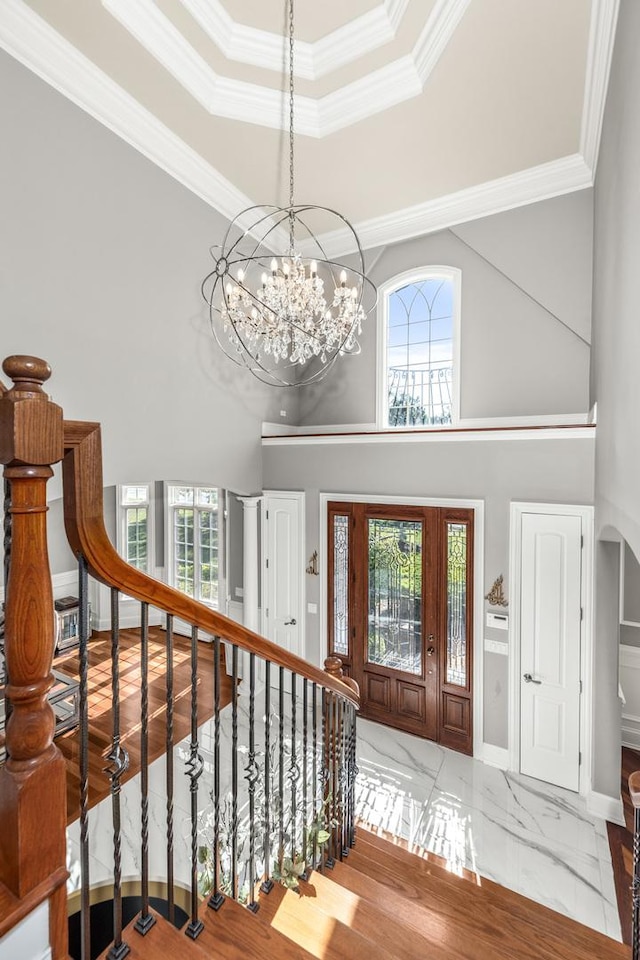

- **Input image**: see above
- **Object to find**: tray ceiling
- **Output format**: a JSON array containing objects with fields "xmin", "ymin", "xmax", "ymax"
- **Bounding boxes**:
[{"xmin": 0, "ymin": 0, "xmax": 620, "ymax": 251}]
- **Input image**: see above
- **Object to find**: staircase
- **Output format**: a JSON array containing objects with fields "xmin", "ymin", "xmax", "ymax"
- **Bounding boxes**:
[
  {"xmin": 0, "ymin": 357, "xmax": 630, "ymax": 960},
  {"xmin": 97, "ymin": 826, "xmax": 628, "ymax": 960}
]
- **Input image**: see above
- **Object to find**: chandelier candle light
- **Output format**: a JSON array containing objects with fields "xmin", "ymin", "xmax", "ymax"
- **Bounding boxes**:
[{"xmin": 202, "ymin": 0, "xmax": 376, "ymax": 387}]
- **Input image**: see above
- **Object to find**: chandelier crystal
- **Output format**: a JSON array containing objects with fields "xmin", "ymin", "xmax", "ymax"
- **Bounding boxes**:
[{"xmin": 202, "ymin": 1, "xmax": 375, "ymax": 387}]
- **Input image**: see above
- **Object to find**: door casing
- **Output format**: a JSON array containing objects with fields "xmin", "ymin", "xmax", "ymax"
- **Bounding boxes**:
[
  {"xmin": 319, "ymin": 492, "xmax": 485, "ymax": 758},
  {"xmin": 509, "ymin": 502, "xmax": 594, "ymax": 796}
]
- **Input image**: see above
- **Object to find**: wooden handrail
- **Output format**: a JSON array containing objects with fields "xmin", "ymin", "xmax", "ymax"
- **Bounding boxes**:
[{"xmin": 62, "ymin": 419, "xmax": 359, "ymax": 708}]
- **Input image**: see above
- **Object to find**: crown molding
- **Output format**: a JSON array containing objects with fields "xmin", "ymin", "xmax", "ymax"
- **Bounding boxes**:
[
  {"xmin": 103, "ymin": 0, "xmax": 465, "ymax": 137},
  {"xmin": 0, "ymin": 0, "xmax": 252, "ymax": 224},
  {"xmin": 0, "ymin": 1, "xmax": 605, "ymax": 259},
  {"xmin": 580, "ymin": 0, "xmax": 620, "ymax": 172},
  {"xmin": 312, "ymin": 154, "xmax": 594, "ymax": 257},
  {"xmin": 413, "ymin": 0, "xmax": 472, "ymax": 81},
  {"xmin": 178, "ymin": 0, "xmax": 410, "ymax": 81}
]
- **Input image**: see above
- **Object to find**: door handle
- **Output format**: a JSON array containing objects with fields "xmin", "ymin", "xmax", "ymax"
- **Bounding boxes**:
[
  {"xmin": 523, "ymin": 673, "xmax": 542, "ymax": 684},
  {"xmin": 427, "ymin": 646, "xmax": 436, "ymax": 656},
  {"xmin": 284, "ymin": 618, "xmax": 297, "ymax": 626}
]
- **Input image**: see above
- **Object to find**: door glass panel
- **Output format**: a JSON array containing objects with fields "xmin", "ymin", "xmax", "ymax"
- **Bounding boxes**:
[
  {"xmin": 447, "ymin": 522, "xmax": 467, "ymax": 686},
  {"xmin": 332, "ymin": 515, "xmax": 349, "ymax": 656},
  {"xmin": 367, "ymin": 518, "xmax": 422, "ymax": 675}
]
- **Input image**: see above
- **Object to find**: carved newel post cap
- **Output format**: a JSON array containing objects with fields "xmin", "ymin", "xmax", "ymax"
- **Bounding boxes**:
[
  {"xmin": 324, "ymin": 656, "xmax": 344, "ymax": 680},
  {"xmin": 0, "ymin": 354, "xmax": 63, "ymax": 466},
  {"xmin": 3, "ymin": 355, "xmax": 52, "ymax": 395}
]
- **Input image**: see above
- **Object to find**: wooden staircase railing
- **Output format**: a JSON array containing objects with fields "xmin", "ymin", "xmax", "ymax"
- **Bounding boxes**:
[{"xmin": 0, "ymin": 356, "xmax": 359, "ymax": 960}]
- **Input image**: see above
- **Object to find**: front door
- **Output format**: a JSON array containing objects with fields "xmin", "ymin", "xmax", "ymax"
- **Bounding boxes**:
[
  {"xmin": 519, "ymin": 511, "xmax": 582, "ymax": 791},
  {"xmin": 328, "ymin": 501, "xmax": 474, "ymax": 754}
]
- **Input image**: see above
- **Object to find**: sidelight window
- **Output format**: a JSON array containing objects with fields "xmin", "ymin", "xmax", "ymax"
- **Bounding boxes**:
[{"xmin": 446, "ymin": 521, "xmax": 468, "ymax": 686}]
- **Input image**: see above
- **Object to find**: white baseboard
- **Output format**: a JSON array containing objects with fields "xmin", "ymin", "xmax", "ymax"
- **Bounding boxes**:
[
  {"xmin": 480, "ymin": 743, "xmax": 510, "ymax": 769},
  {"xmin": 586, "ymin": 789, "xmax": 625, "ymax": 825},
  {"xmin": 622, "ymin": 713, "xmax": 640, "ymax": 750}
]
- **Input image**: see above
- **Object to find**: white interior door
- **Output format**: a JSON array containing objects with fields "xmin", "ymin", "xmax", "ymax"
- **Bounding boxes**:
[
  {"xmin": 262, "ymin": 493, "xmax": 304, "ymax": 659},
  {"xmin": 519, "ymin": 512, "xmax": 582, "ymax": 791}
]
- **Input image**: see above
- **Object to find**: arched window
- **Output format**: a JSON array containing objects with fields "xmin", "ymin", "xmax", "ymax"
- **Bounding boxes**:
[{"xmin": 377, "ymin": 267, "xmax": 461, "ymax": 428}]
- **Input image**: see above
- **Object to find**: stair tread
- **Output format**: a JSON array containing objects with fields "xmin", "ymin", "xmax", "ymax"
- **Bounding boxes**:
[
  {"xmin": 96, "ymin": 909, "xmax": 208, "ymax": 960},
  {"xmin": 351, "ymin": 829, "xmax": 627, "ymax": 959},
  {"xmin": 198, "ymin": 893, "xmax": 319, "ymax": 959},
  {"xmin": 255, "ymin": 876, "xmax": 396, "ymax": 960},
  {"xmin": 273, "ymin": 868, "xmax": 455, "ymax": 960}
]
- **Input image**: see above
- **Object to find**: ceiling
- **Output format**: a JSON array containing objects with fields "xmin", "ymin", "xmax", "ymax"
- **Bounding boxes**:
[{"xmin": 0, "ymin": 0, "xmax": 620, "ymax": 254}]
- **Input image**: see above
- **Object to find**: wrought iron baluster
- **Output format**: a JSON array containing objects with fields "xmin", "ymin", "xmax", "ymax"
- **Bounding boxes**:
[
  {"xmin": 208, "ymin": 636, "xmax": 224, "ymax": 910},
  {"xmin": 134, "ymin": 603, "xmax": 155, "ymax": 936},
  {"xmin": 302, "ymin": 679, "xmax": 308, "ymax": 872},
  {"xmin": 246, "ymin": 652, "xmax": 259, "ymax": 912},
  {"xmin": 165, "ymin": 614, "xmax": 175, "ymax": 926},
  {"xmin": 339, "ymin": 699, "xmax": 348, "ymax": 859},
  {"xmin": 106, "ymin": 588, "xmax": 130, "ymax": 960},
  {"xmin": 325, "ymin": 692, "xmax": 336, "ymax": 869},
  {"xmin": 186, "ymin": 625, "xmax": 204, "ymax": 939},
  {"xmin": 633, "ymin": 780, "xmax": 640, "ymax": 960},
  {"xmin": 350, "ymin": 705, "xmax": 358, "ymax": 848},
  {"xmin": 278, "ymin": 666, "xmax": 285, "ymax": 875},
  {"xmin": 231, "ymin": 644, "xmax": 239, "ymax": 901},
  {"xmin": 312, "ymin": 682, "xmax": 318, "ymax": 870},
  {"xmin": 260, "ymin": 661, "xmax": 274, "ymax": 894},
  {"xmin": 289, "ymin": 672, "xmax": 298, "ymax": 866},
  {"xmin": 78, "ymin": 557, "xmax": 91, "ymax": 960}
]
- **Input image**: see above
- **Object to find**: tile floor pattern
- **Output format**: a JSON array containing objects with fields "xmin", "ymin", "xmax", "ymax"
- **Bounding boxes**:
[
  {"xmin": 66, "ymin": 700, "xmax": 622, "ymax": 943},
  {"xmin": 356, "ymin": 718, "xmax": 621, "ymax": 941}
]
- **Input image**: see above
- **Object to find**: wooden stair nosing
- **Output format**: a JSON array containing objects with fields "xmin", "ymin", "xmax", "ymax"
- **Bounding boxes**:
[
  {"xmin": 255, "ymin": 876, "xmax": 396, "ymax": 960},
  {"xmin": 323, "ymin": 859, "xmax": 556, "ymax": 960},
  {"xmin": 350, "ymin": 832, "xmax": 627, "ymax": 960},
  {"xmin": 197, "ymin": 893, "xmax": 319, "ymax": 960}
]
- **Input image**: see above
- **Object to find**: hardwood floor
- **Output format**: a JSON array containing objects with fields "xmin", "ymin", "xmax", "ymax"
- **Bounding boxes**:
[
  {"xmin": 607, "ymin": 744, "xmax": 640, "ymax": 945},
  {"xmin": 54, "ymin": 628, "xmax": 232, "ymax": 824},
  {"xmin": 99, "ymin": 826, "xmax": 629, "ymax": 960}
]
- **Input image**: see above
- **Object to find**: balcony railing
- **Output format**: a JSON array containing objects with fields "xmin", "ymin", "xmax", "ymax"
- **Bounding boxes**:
[{"xmin": 388, "ymin": 365, "xmax": 453, "ymax": 426}]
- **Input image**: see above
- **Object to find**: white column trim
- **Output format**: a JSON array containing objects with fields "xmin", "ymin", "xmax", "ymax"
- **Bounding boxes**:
[{"xmin": 237, "ymin": 495, "xmax": 262, "ymax": 634}]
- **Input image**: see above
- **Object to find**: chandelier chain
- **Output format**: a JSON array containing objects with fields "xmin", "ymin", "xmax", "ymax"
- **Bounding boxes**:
[
  {"xmin": 288, "ymin": 0, "xmax": 295, "ymax": 253},
  {"xmin": 202, "ymin": 0, "xmax": 376, "ymax": 387}
]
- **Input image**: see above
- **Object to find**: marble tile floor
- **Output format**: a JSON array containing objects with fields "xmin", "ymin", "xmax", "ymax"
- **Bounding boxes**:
[
  {"xmin": 65, "ymin": 698, "xmax": 622, "ymax": 943},
  {"xmin": 356, "ymin": 717, "xmax": 622, "ymax": 942}
]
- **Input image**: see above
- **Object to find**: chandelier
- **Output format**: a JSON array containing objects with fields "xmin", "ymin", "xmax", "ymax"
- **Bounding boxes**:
[{"xmin": 202, "ymin": 0, "xmax": 376, "ymax": 387}]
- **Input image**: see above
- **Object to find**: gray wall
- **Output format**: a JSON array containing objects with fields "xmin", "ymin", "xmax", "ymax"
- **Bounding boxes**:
[
  {"xmin": 263, "ymin": 435, "xmax": 595, "ymax": 749},
  {"xmin": 592, "ymin": 0, "xmax": 640, "ymax": 560},
  {"xmin": 591, "ymin": 0, "xmax": 640, "ymax": 801},
  {"xmin": 0, "ymin": 49, "xmax": 283, "ymax": 501},
  {"xmin": 297, "ymin": 191, "xmax": 593, "ymax": 426}
]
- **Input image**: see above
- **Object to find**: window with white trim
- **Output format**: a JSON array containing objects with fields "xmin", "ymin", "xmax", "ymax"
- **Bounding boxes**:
[
  {"xmin": 167, "ymin": 484, "xmax": 220, "ymax": 608},
  {"xmin": 117, "ymin": 484, "xmax": 152, "ymax": 573},
  {"xmin": 377, "ymin": 267, "xmax": 460, "ymax": 428}
]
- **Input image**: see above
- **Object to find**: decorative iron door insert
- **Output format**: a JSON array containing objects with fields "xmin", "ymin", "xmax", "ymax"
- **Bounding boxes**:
[{"xmin": 328, "ymin": 502, "xmax": 474, "ymax": 754}]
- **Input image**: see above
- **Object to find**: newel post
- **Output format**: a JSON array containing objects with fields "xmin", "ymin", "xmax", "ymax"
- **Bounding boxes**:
[{"xmin": 0, "ymin": 356, "xmax": 67, "ymax": 907}]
